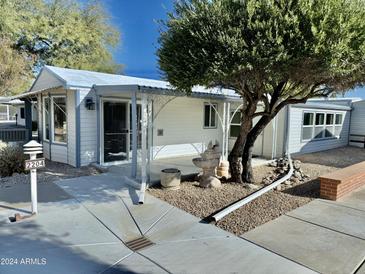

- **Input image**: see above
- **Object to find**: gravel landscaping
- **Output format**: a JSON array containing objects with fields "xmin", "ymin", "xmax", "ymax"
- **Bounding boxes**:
[
  {"xmin": 149, "ymin": 146, "xmax": 365, "ymax": 235},
  {"xmin": 0, "ymin": 160, "xmax": 100, "ymax": 187}
]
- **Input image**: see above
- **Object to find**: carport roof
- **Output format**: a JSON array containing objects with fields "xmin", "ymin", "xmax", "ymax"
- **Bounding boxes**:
[{"xmin": 17, "ymin": 65, "xmax": 240, "ymax": 100}]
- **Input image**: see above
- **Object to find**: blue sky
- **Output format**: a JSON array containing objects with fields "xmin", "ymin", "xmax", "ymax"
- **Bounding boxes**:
[
  {"xmin": 104, "ymin": 0, "xmax": 173, "ymax": 80},
  {"xmin": 103, "ymin": 0, "xmax": 364, "ymax": 99}
]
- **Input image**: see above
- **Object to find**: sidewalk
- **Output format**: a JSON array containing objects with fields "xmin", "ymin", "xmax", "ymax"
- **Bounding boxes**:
[
  {"xmin": 0, "ymin": 173, "xmax": 313, "ymax": 274},
  {"xmin": 242, "ymin": 186, "xmax": 365, "ymax": 274}
]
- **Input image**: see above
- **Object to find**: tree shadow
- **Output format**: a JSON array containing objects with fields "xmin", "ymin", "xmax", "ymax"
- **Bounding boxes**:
[
  {"xmin": 0, "ymin": 221, "xmax": 138, "ymax": 274},
  {"xmin": 282, "ymin": 178, "xmax": 320, "ymax": 199}
]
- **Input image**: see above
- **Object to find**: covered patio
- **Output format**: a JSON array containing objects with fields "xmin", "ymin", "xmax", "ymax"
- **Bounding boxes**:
[
  {"xmin": 107, "ymin": 155, "xmax": 272, "ymax": 184},
  {"xmin": 93, "ymin": 83, "xmax": 243, "ymax": 201}
]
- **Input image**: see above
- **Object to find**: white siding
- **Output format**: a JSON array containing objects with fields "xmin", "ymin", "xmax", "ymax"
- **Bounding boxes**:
[
  {"xmin": 350, "ymin": 100, "xmax": 365, "ymax": 134},
  {"xmin": 38, "ymin": 89, "xmax": 70, "ymax": 165},
  {"xmin": 51, "ymin": 144, "xmax": 68, "ymax": 163},
  {"xmin": 79, "ymin": 88, "xmax": 98, "ymax": 166},
  {"xmin": 273, "ymin": 108, "xmax": 287, "ymax": 158},
  {"xmin": 152, "ymin": 97, "xmax": 223, "ymax": 159},
  {"xmin": 288, "ymin": 107, "xmax": 350, "ymax": 154},
  {"xmin": 30, "ymin": 69, "xmax": 63, "ymax": 92},
  {"xmin": 67, "ymin": 90, "xmax": 76, "ymax": 166},
  {"xmin": 227, "ymin": 103, "xmax": 271, "ymax": 158},
  {"xmin": 349, "ymin": 100, "xmax": 365, "ymax": 148}
]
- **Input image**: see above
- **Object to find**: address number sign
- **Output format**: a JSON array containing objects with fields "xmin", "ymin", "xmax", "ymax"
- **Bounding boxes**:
[{"xmin": 25, "ymin": 158, "xmax": 45, "ymax": 171}]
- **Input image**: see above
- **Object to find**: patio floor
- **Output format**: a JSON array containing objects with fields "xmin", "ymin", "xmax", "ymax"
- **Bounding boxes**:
[
  {"xmin": 0, "ymin": 172, "xmax": 312, "ymax": 274},
  {"xmin": 108, "ymin": 155, "xmax": 272, "ymax": 183}
]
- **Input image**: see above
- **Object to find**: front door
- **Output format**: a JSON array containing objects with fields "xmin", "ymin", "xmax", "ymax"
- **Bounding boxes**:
[{"xmin": 103, "ymin": 101, "xmax": 129, "ymax": 163}]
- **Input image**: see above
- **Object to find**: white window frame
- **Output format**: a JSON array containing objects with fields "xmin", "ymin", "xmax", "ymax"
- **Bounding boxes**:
[
  {"xmin": 51, "ymin": 95, "xmax": 67, "ymax": 145},
  {"xmin": 203, "ymin": 103, "xmax": 218, "ymax": 129},
  {"xmin": 301, "ymin": 110, "xmax": 344, "ymax": 142},
  {"xmin": 229, "ymin": 110, "xmax": 241, "ymax": 138},
  {"xmin": 314, "ymin": 112, "xmax": 325, "ymax": 139},
  {"xmin": 42, "ymin": 96, "xmax": 50, "ymax": 142}
]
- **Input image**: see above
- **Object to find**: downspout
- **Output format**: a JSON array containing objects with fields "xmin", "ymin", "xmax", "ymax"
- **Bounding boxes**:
[
  {"xmin": 208, "ymin": 105, "xmax": 293, "ymax": 223},
  {"xmin": 271, "ymin": 115, "xmax": 278, "ymax": 159}
]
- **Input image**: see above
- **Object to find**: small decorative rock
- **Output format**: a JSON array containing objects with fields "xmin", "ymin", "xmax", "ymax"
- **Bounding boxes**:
[
  {"xmin": 283, "ymin": 180, "xmax": 290, "ymax": 185},
  {"xmin": 261, "ymin": 157, "xmax": 310, "ymax": 190},
  {"xmin": 245, "ymin": 183, "xmax": 260, "ymax": 190}
]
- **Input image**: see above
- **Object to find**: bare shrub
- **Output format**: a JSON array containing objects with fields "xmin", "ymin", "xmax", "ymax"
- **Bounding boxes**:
[{"xmin": 0, "ymin": 146, "xmax": 26, "ymax": 177}]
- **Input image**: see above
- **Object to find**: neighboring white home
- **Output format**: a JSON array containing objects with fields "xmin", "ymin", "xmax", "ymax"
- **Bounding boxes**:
[
  {"xmin": 0, "ymin": 97, "xmax": 17, "ymax": 123},
  {"xmin": 13, "ymin": 66, "xmax": 360, "ymax": 172},
  {"xmin": 0, "ymin": 97, "xmax": 38, "ymax": 127}
]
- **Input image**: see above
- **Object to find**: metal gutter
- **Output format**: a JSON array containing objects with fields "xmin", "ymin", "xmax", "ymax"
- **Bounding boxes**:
[
  {"xmin": 207, "ymin": 105, "xmax": 294, "ymax": 223},
  {"xmin": 209, "ymin": 157, "xmax": 293, "ymax": 222}
]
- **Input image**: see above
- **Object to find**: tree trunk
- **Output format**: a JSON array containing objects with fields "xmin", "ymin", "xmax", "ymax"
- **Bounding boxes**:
[
  {"xmin": 241, "ymin": 115, "xmax": 272, "ymax": 183},
  {"xmin": 228, "ymin": 101, "xmax": 257, "ymax": 183}
]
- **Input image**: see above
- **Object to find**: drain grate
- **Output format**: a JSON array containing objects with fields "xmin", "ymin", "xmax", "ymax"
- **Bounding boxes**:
[{"xmin": 125, "ymin": 236, "xmax": 155, "ymax": 251}]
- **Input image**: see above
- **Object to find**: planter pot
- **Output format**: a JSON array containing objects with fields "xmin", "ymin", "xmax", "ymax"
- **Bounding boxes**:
[
  {"xmin": 216, "ymin": 160, "xmax": 229, "ymax": 178},
  {"xmin": 160, "ymin": 168, "xmax": 181, "ymax": 190}
]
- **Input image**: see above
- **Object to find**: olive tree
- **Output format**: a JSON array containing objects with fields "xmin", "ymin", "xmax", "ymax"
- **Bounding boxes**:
[
  {"xmin": 157, "ymin": 0, "xmax": 365, "ymax": 183},
  {"xmin": 0, "ymin": 0, "xmax": 121, "ymax": 95}
]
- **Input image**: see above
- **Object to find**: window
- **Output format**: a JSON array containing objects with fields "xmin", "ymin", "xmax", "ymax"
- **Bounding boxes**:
[
  {"xmin": 314, "ymin": 113, "xmax": 325, "ymax": 139},
  {"xmin": 0, "ymin": 105, "xmax": 16, "ymax": 121},
  {"xmin": 0, "ymin": 105, "xmax": 8, "ymax": 121},
  {"xmin": 303, "ymin": 112, "xmax": 314, "ymax": 125},
  {"xmin": 230, "ymin": 111, "xmax": 241, "ymax": 137},
  {"xmin": 43, "ymin": 97, "xmax": 50, "ymax": 141},
  {"xmin": 204, "ymin": 103, "xmax": 217, "ymax": 128},
  {"xmin": 335, "ymin": 114, "xmax": 343, "ymax": 125},
  {"xmin": 302, "ymin": 111, "xmax": 344, "ymax": 141},
  {"xmin": 302, "ymin": 112, "xmax": 314, "ymax": 140},
  {"xmin": 8, "ymin": 106, "xmax": 16, "ymax": 120},
  {"xmin": 53, "ymin": 96, "xmax": 67, "ymax": 143},
  {"xmin": 20, "ymin": 107, "xmax": 25, "ymax": 119},
  {"xmin": 334, "ymin": 113, "xmax": 343, "ymax": 136},
  {"xmin": 43, "ymin": 96, "xmax": 67, "ymax": 143}
]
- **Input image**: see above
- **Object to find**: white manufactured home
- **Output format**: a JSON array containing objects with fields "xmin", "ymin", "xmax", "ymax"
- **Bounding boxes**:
[{"xmin": 14, "ymin": 66, "xmax": 359, "ymax": 177}]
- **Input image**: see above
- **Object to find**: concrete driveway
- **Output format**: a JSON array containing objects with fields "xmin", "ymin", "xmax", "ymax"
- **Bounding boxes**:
[
  {"xmin": 242, "ymin": 185, "xmax": 365, "ymax": 274},
  {"xmin": 0, "ymin": 172, "xmax": 314, "ymax": 274}
]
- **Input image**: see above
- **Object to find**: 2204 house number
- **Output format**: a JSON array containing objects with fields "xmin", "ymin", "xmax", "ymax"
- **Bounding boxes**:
[{"xmin": 24, "ymin": 158, "xmax": 45, "ymax": 170}]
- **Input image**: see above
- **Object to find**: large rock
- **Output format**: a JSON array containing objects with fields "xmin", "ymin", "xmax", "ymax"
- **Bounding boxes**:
[
  {"xmin": 200, "ymin": 176, "xmax": 221, "ymax": 188},
  {"xmin": 293, "ymin": 160, "xmax": 301, "ymax": 170}
]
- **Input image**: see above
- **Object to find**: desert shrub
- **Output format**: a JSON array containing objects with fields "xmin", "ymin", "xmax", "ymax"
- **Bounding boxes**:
[{"xmin": 0, "ymin": 146, "xmax": 26, "ymax": 177}]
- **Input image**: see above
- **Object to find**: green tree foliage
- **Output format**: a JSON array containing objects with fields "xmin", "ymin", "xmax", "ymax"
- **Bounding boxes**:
[
  {"xmin": 0, "ymin": 38, "xmax": 31, "ymax": 96},
  {"xmin": 0, "ymin": 0, "xmax": 121, "ymax": 95},
  {"xmin": 158, "ymin": 0, "xmax": 365, "ymax": 183}
]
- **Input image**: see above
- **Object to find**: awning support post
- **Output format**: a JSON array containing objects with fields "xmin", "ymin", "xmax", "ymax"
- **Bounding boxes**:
[
  {"xmin": 131, "ymin": 91, "xmax": 138, "ymax": 178},
  {"xmin": 139, "ymin": 93, "xmax": 148, "ymax": 204},
  {"xmin": 225, "ymin": 102, "xmax": 231, "ymax": 160}
]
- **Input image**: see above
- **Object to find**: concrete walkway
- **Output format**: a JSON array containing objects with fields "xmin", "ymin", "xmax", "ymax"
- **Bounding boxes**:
[
  {"xmin": 242, "ymin": 185, "xmax": 365, "ymax": 274},
  {"xmin": 0, "ymin": 173, "xmax": 313, "ymax": 274}
]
